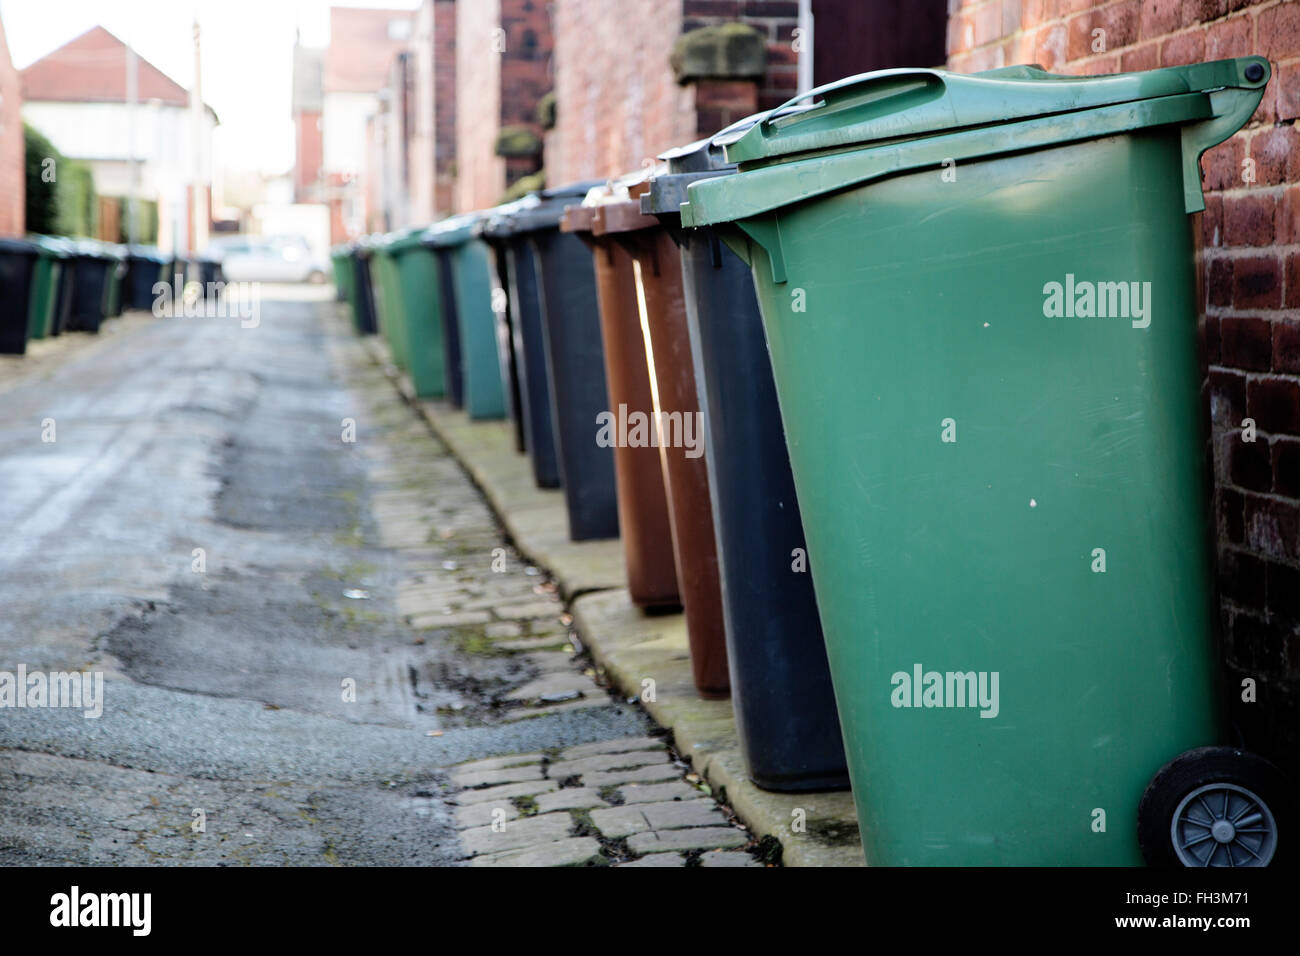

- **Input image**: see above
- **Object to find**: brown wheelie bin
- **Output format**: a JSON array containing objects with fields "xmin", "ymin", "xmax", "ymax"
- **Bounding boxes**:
[
  {"xmin": 590, "ymin": 173, "xmax": 729, "ymax": 700},
  {"xmin": 561, "ymin": 187, "xmax": 680, "ymax": 612}
]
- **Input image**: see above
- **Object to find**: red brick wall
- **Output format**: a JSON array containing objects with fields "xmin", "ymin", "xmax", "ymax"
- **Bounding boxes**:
[
  {"xmin": 455, "ymin": 0, "xmax": 503, "ymax": 211},
  {"xmin": 949, "ymin": 0, "xmax": 1300, "ymax": 767},
  {"xmin": 547, "ymin": 0, "xmax": 694, "ymax": 185},
  {"xmin": 682, "ymin": 0, "xmax": 801, "ymax": 110},
  {"xmin": 0, "ymin": 15, "xmax": 24, "ymax": 237},
  {"xmin": 434, "ymin": 0, "xmax": 457, "ymax": 214},
  {"xmin": 294, "ymin": 110, "xmax": 323, "ymax": 202}
]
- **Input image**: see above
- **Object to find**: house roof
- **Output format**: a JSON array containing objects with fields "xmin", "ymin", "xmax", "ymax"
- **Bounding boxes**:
[
  {"xmin": 323, "ymin": 6, "xmax": 413, "ymax": 94},
  {"xmin": 21, "ymin": 25, "xmax": 196, "ymax": 109}
]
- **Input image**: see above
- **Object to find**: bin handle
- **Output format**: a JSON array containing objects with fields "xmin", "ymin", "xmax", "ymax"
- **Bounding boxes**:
[
  {"xmin": 760, "ymin": 68, "xmax": 948, "ymax": 132},
  {"xmin": 1178, "ymin": 56, "xmax": 1271, "ymax": 213}
]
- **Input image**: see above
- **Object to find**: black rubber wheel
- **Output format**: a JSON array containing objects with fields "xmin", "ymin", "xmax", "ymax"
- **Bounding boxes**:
[{"xmin": 1138, "ymin": 746, "xmax": 1291, "ymax": 867}]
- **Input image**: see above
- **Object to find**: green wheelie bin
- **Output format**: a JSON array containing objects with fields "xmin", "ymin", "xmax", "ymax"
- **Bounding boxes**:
[
  {"xmin": 683, "ymin": 57, "xmax": 1286, "ymax": 866},
  {"xmin": 423, "ymin": 214, "xmax": 505, "ymax": 420},
  {"xmin": 331, "ymin": 244, "xmax": 352, "ymax": 303},
  {"xmin": 26, "ymin": 236, "xmax": 69, "ymax": 341},
  {"xmin": 389, "ymin": 228, "xmax": 446, "ymax": 399},
  {"xmin": 368, "ymin": 234, "xmax": 407, "ymax": 369}
]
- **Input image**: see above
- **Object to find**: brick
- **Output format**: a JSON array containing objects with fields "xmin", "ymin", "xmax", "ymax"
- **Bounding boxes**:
[
  {"xmin": 626, "ymin": 826, "xmax": 748, "ymax": 854},
  {"xmin": 1205, "ymin": 13, "xmax": 1251, "ymax": 60},
  {"xmin": 1219, "ymin": 487, "xmax": 1246, "ymax": 545},
  {"xmin": 619, "ymin": 852, "xmax": 686, "ymax": 867},
  {"xmin": 1231, "ymin": 255, "xmax": 1283, "ymax": 310},
  {"xmin": 546, "ymin": 749, "xmax": 671, "ymax": 779},
  {"xmin": 1120, "ymin": 41, "xmax": 1159, "ymax": 72},
  {"xmin": 1183, "ymin": 0, "xmax": 1228, "ymax": 27},
  {"xmin": 1247, "ymin": 377, "xmax": 1300, "ymax": 435},
  {"xmin": 698, "ymin": 850, "xmax": 763, "ymax": 867},
  {"xmin": 1222, "ymin": 194, "xmax": 1276, "ymax": 247},
  {"xmin": 494, "ymin": 601, "xmax": 562, "ymax": 620},
  {"xmin": 581, "ymin": 763, "xmax": 685, "ymax": 788},
  {"xmin": 1258, "ymin": 2, "xmax": 1300, "ymax": 62},
  {"xmin": 451, "ymin": 762, "xmax": 546, "ymax": 788},
  {"xmin": 1243, "ymin": 494, "xmax": 1300, "ymax": 563},
  {"xmin": 469, "ymin": 837, "xmax": 604, "ymax": 868},
  {"xmin": 1202, "ymin": 135, "xmax": 1245, "ymax": 191},
  {"xmin": 1207, "ymin": 256, "xmax": 1234, "ymax": 307},
  {"xmin": 559, "ymin": 735, "xmax": 667, "ymax": 760},
  {"xmin": 1278, "ymin": 186, "xmax": 1300, "ymax": 246},
  {"xmin": 1277, "ymin": 60, "xmax": 1300, "ymax": 123},
  {"xmin": 1227, "ymin": 610, "xmax": 1286, "ymax": 675},
  {"xmin": 409, "ymin": 610, "xmax": 492, "ymax": 629},
  {"xmin": 589, "ymin": 799, "xmax": 722, "ymax": 838},
  {"xmin": 455, "ymin": 802, "xmax": 521, "ymax": 830},
  {"xmin": 1287, "ymin": 252, "xmax": 1300, "ymax": 310},
  {"xmin": 453, "ymin": 779, "xmax": 557, "ymax": 806},
  {"xmin": 533, "ymin": 788, "xmax": 610, "ymax": 813},
  {"xmin": 461, "ymin": 811, "xmax": 575, "ymax": 856},
  {"xmin": 1227, "ymin": 433, "xmax": 1273, "ymax": 491},
  {"xmin": 1139, "ymin": 0, "xmax": 1182, "ymax": 40},
  {"xmin": 1251, "ymin": 126, "xmax": 1300, "ymax": 187},
  {"xmin": 1220, "ymin": 316, "xmax": 1274, "ymax": 371},
  {"xmin": 452, "ymin": 752, "xmax": 543, "ymax": 774},
  {"xmin": 1275, "ymin": 320, "xmax": 1300, "ymax": 374},
  {"xmin": 502, "ymin": 672, "xmax": 598, "ymax": 703},
  {"xmin": 1219, "ymin": 548, "xmax": 1267, "ymax": 608},
  {"xmin": 1201, "ymin": 193, "xmax": 1224, "ymax": 249},
  {"xmin": 1205, "ymin": 314, "xmax": 1222, "ymax": 364},
  {"xmin": 1209, "ymin": 369, "xmax": 1248, "ymax": 428},
  {"xmin": 617, "ymin": 780, "xmax": 701, "ymax": 804},
  {"xmin": 1159, "ymin": 28, "xmax": 1206, "ymax": 67},
  {"xmin": 1266, "ymin": 561, "xmax": 1300, "ymax": 623}
]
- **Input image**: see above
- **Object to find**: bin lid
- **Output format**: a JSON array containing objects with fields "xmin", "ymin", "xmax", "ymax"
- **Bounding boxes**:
[
  {"xmin": 683, "ymin": 56, "xmax": 1271, "ymax": 226},
  {"xmin": 641, "ymin": 111, "xmax": 777, "ymax": 217},
  {"xmin": 478, "ymin": 197, "xmax": 538, "ymax": 242},
  {"xmin": 27, "ymin": 235, "xmax": 70, "ymax": 257},
  {"xmin": 724, "ymin": 57, "xmax": 1271, "ymax": 166},
  {"xmin": 508, "ymin": 179, "xmax": 606, "ymax": 234},
  {"xmin": 421, "ymin": 212, "xmax": 486, "ymax": 249},
  {"xmin": 579, "ymin": 166, "xmax": 665, "ymax": 236},
  {"xmin": 0, "ymin": 236, "xmax": 38, "ymax": 256},
  {"xmin": 388, "ymin": 224, "xmax": 433, "ymax": 255},
  {"xmin": 127, "ymin": 244, "xmax": 169, "ymax": 263}
]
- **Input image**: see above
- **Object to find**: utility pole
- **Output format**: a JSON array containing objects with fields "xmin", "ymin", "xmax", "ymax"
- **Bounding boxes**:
[
  {"xmin": 126, "ymin": 34, "xmax": 139, "ymax": 245},
  {"xmin": 190, "ymin": 17, "xmax": 208, "ymax": 255}
]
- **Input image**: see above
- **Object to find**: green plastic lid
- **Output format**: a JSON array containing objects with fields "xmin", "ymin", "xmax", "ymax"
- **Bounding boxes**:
[
  {"xmin": 726, "ymin": 57, "xmax": 1270, "ymax": 166},
  {"xmin": 683, "ymin": 57, "xmax": 1269, "ymax": 227},
  {"xmin": 387, "ymin": 225, "xmax": 430, "ymax": 255},
  {"xmin": 421, "ymin": 211, "xmax": 486, "ymax": 249}
]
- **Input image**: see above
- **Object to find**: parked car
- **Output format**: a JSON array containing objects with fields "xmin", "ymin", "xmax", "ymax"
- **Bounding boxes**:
[{"xmin": 208, "ymin": 235, "xmax": 328, "ymax": 284}]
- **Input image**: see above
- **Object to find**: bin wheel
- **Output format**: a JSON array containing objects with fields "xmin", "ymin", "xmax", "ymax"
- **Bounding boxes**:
[{"xmin": 1138, "ymin": 746, "xmax": 1289, "ymax": 867}]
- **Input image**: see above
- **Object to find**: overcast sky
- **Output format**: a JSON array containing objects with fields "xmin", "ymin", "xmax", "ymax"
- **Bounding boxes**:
[{"xmin": 1, "ymin": 0, "xmax": 421, "ymax": 175}]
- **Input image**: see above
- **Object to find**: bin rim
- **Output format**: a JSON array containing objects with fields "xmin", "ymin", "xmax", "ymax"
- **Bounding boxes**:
[
  {"xmin": 26, "ymin": 234, "xmax": 71, "ymax": 256},
  {"xmin": 683, "ymin": 56, "xmax": 1270, "ymax": 231},
  {"xmin": 421, "ymin": 211, "xmax": 487, "ymax": 248},
  {"xmin": 506, "ymin": 179, "xmax": 608, "ymax": 235},
  {"xmin": 725, "ymin": 56, "xmax": 1271, "ymax": 167},
  {"xmin": 0, "ymin": 236, "xmax": 38, "ymax": 256},
  {"xmin": 477, "ymin": 196, "xmax": 540, "ymax": 242},
  {"xmin": 388, "ymin": 225, "xmax": 436, "ymax": 255}
]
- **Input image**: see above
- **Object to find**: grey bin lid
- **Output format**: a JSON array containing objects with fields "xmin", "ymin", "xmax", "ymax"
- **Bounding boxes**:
[{"xmin": 507, "ymin": 179, "xmax": 607, "ymax": 234}]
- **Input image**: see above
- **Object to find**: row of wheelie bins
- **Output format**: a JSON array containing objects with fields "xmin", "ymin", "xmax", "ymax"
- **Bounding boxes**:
[
  {"xmin": 0, "ymin": 237, "xmax": 210, "ymax": 355},
  {"xmin": 338, "ymin": 57, "xmax": 1290, "ymax": 867}
]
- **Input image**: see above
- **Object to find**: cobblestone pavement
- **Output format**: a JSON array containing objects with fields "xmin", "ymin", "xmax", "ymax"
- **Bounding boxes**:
[{"xmin": 0, "ymin": 292, "xmax": 772, "ymax": 867}]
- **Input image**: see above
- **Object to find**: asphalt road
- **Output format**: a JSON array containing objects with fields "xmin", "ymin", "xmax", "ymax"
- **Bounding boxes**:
[{"xmin": 0, "ymin": 289, "xmax": 647, "ymax": 865}]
